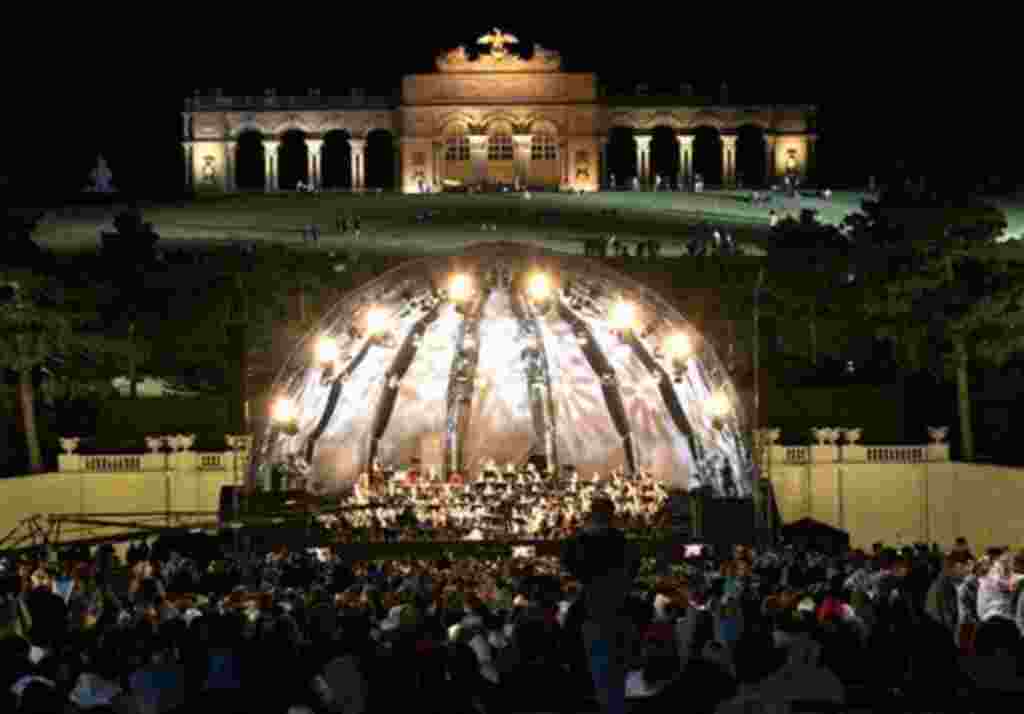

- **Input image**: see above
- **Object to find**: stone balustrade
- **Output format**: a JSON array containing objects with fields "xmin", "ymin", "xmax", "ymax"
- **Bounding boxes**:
[
  {"xmin": 186, "ymin": 94, "xmax": 399, "ymax": 111},
  {"xmin": 771, "ymin": 444, "xmax": 942, "ymax": 465},
  {"xmin": 58, "ymin": 435, "xmax": 252, "ymax": 474}
]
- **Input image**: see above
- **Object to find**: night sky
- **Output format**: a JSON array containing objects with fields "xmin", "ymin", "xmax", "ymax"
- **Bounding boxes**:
[{"xmin": 8, "ymin": 16, "xmax": 1016, "ymax": 201}]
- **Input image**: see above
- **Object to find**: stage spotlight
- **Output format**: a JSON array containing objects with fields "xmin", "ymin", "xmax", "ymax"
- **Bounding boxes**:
[
  {"xmin": 449, "ymin": 273, "xmax": 473, "ymax": 304},
  {"xmin": 271, "ymin": 397, "xmax": 299, "ymax": 435},
  {"xmin": 366, "ymin": 307, "xmax": 390, "ymax": 338},
  {"xmin": 707, "ymin": 390, "xmax": 731, "ymax": 431},
  {"xmin": 315, "ymin": 335, "xmax": 339, "ymax": 365},
  {"xmin": 610, "ymin": 300, "xmax": 636, "ymax": 337},
  {"xmin": 665, "ymin": 333, "xmax": 693, "ymax": 372},
  {"xmin": 527, "ymin": 273, "xmax": 551, "ymax": 302}
]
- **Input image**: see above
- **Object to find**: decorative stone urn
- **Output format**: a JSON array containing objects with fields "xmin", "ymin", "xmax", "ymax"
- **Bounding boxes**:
[
  {"xmin": 825, "ymin": 428, "xmax": 841, "ymax": 445},
  {"xmin": 163, "ymin": 435, "xmax": 181, "ymax": 452},
  {"xmin": 145, "ymin": 436, "xmax": 164, "ymax": 453},
  {"xmin": 60, "ymin": 437, "xmax": 81, "ymax": 455},
  {"xmin": 843, "ymin": 428, "xmax": 863, "ymax": 445},
  {"xmin": 928, "ymin": 426, "xmax": 949, "ymax": 444},
  {"xmin": 178, "ymin": 434, "xmax": 196, "ymax": 451},
  {"xmin": 762, "ymin": 428, "xmax": 782, "ymax": 446},
  {"xmin": 225, "ymin": 435, "xmax": 253, "ymax": 452},
  {"xmin": 811, "ymin": 427, "xmax": 830, "ymax": 446}
]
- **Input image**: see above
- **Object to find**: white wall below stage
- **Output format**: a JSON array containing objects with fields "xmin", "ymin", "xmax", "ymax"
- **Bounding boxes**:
[{"xmin": 765, "ymin": 443, "xmax": 1024, "ymax": 550}]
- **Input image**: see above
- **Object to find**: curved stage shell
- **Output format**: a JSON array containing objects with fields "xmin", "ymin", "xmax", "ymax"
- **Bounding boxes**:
[{"xmin": 254, "ymin": 243, "xmax": 753, "ymax": 497}]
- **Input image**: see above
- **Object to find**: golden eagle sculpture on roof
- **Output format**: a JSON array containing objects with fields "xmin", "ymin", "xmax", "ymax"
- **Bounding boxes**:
[{"xmin": 478, "ymin": 28, "xmax": 519, "ymax": 60}]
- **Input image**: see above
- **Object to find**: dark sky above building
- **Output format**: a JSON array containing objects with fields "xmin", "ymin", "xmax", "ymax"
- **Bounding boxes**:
[{"xmin": 9, "ymin": 14, "xmax": 1017, "ymax": 199}]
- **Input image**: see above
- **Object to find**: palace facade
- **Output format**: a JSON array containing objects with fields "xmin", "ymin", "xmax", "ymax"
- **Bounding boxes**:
[{"xmin": 183, "ymin": 38, "xmax": 816, "ymax": 194}]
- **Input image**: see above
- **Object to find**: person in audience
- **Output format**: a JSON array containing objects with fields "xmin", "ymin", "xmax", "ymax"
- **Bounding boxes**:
[{"xmin": 926, "ymin": 552, "xmax": 968, "ymax": 635}]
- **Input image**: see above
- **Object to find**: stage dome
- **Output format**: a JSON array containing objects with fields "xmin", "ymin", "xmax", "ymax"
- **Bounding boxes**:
[{"xmin": 254, "ymin": 243, "xmax": 752, "ymax": 496}]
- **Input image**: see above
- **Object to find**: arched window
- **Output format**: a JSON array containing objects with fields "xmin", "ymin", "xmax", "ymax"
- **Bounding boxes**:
[
  {"xmin": 445, "ymin": 135, "xmax": 469, "ymax": 161},
  {"xmin": 531, "ymin": 134, "xmax": 558, "ymax": 161},
  {"xmin": 488, "ymin": 133, "xmax": 513, "ymax": 161}
]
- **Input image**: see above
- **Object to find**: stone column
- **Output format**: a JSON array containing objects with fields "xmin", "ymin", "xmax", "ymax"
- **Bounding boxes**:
[
  {"xmin": 560, "ymin": 139, "xmax": 570, "ymax": 186},
  {"xmin": 182, "ymin": 141, "xmax": 193, "ymax": 189},
  {"xmin": 262, "ymin": 140, "xmax": 280, "ymax": 192},
  {"xmin": 348, "ymin": 138, "xmax": 366, "ymax": 190},
  {"xmin": 721, "ymin": 134, "xmax": 737, "ymax": 186},
  {"xmin": 676, "ymin": 134, "xmax": 694, "ymax": 187},
  {"xmin": 634, "ymin": 134, "xmax": 652, "ymax": 187},
  {"xmin": 224, "ymin": 140, "xmax": 237, "ymax": 192},
  {"xmin": 512, "ymin": 134, "xmax": 532, "ymax": 188},
  {"xmin": 305, "ymin": 138, "xmax": 323, "ymax": 189},
  {"xmin": 806, "ymin": 133, "xmax": 818, "ymax": 182},
  {"xmin": 394, "ymin": 138, "xmax": 402, "ymax": 191},
  {"xmin": 468, "ymin": 135, "xmax": 489, "ymax": 186},
  {"xmin": 432, "ymin": 140, "xmax": 442, "ymax": 188},
  {"xmin": 599, "ymin": 137, "xmax": 609, "ymax": 189},
  {"xmin": 764, "ymin": 134, "xmax": 777, "ymax": 184}
]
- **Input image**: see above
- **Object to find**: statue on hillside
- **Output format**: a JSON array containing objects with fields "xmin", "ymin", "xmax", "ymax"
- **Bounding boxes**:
[{"xmin": 85, "ymin": 155, "xmax": 116, "ymax": 193}]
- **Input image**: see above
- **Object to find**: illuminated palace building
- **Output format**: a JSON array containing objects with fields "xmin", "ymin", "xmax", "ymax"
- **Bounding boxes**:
[{"xmin": 183, "ymin": 32, "xmax": 816, "ymax": 194}]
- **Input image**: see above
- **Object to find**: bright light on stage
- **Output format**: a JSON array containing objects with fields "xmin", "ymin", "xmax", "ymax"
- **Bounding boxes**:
[
  {"xmin": 610, "ymin": 300, "xmax": 636, "ymax": 331},
  {"xmin": 366, "ymin": 307, "xmax": 390, "ymax": 336},
  {"xmin": 272, "ymin": 397, "xmax": 298, "ymax": 424},
  {"xmin": 527, "ymin": 273, "xmax": 551, "ymax": 302},
  {"xmin": 707, "ymin": 391, "xmax": 731, "ymax": 418},
  {"xmin": 315, "ymin": 335, "xmax": 339, "ymax": 364},
  {"xmin": 450, "ymin": 274, "xmax": 473, "ymax": 303},
  {"xmin": 665, "ymin": 333, "xmax": 693, "ymax": 361}
]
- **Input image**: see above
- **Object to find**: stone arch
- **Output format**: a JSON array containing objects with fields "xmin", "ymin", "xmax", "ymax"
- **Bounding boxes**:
[
  {"xmin": 650, "ymin": 125, "xmax": 681, "ymax": 188},
  {"xmin": 321, "ymin": 128, "xmax": 352, "ymax": 189},
  {"xmin": 235, "ymin": 128, "xmax": 265, "ymax": 191},
  {"xmin": 484, "ymin": 117, "xmax": 516, "ymax": 135},
  {"xmin": 278, "ymin": 128, "xmax": 308, "ymax": 190},
  {"xmin": 525, "ymin": 117, "xmax": 561, "ymax": 137},
  {"xmin": 650, "ymin": 112, "xmax": 686, "ymax": 131},
  {"xmin": 231, "ymin": 119, "xmax": 267, "ymax": 138},
  {"xmin": 606, "ymin": 126, "xmax": 636, "ymax": 186},
  {"xmin": 440, "ymin": 121, "xmax": 471, "ymax": 186},
  {"xmin": 529, "ymin": 120, "xmax": 560, "ymax": 188},
  {"xmin": 607, "ymin": 113, "xmax": 640, "ymax": 132},
  {"xmin": 732, "ymin": 111, "xmax": 772, "ymax": 132},
  {"xmin": 735, "ymin": 124, "xmax": 767, "ymax": 188},
  {"xmin": 692, "ymin": 111, "xmax": 725, "ymax": 132},
  {"xmin": 486, "ymin": 119, "xmax": 515, "ymax": 185},
  {"xmin": 365, "ymin": 128, "xmax": 395, "ymax": 189},
  {"xmin": 438, "ymin": 113, "xmax": 475, "ymax": 136},
  {"xmin": 692, "ymin": 125, "xmax": 722, "ymax": 186},
  {"xmin": 270, "ymin": 114, "xmax": 314, "ymax": 136}
]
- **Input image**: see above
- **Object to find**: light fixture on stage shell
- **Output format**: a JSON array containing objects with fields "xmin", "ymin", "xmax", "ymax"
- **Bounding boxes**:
[
  {"xmin": 707, "ymin": 390, "xmax": 731, "ymax": 431},
  {"xmin": 527, "ymin": 272, "xmax": 551, "ymax": 301},
  {"xmin": 315, "ymin": 334, "xmax": 339, "ymax": 382},
  {"xmin": 449, "ymin": 273, "xmax": 473, "ymax": 308},
  {"xmin": 610, "ymin": 299, "xmax": 636, "ymax": 340},
  {"xmin": 665, "ymin": 332, "xmax": 693, "ymax": 382},
  {"xmin": 271, "ymin": 397, "xmax": 299, "ymax": 435},
  {"xmin": 365, "ymin": 307, "xmax": 390, "ymax": 342},
  {"xmin": 526, "ymin": 272, "xmax": 554, "ymax": 314}
]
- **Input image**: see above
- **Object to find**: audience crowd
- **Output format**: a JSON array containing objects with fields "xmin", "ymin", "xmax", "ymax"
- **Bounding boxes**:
[{"xmin": 3, "ymin": 505, "xmax": 1024, "ymax": 714}]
